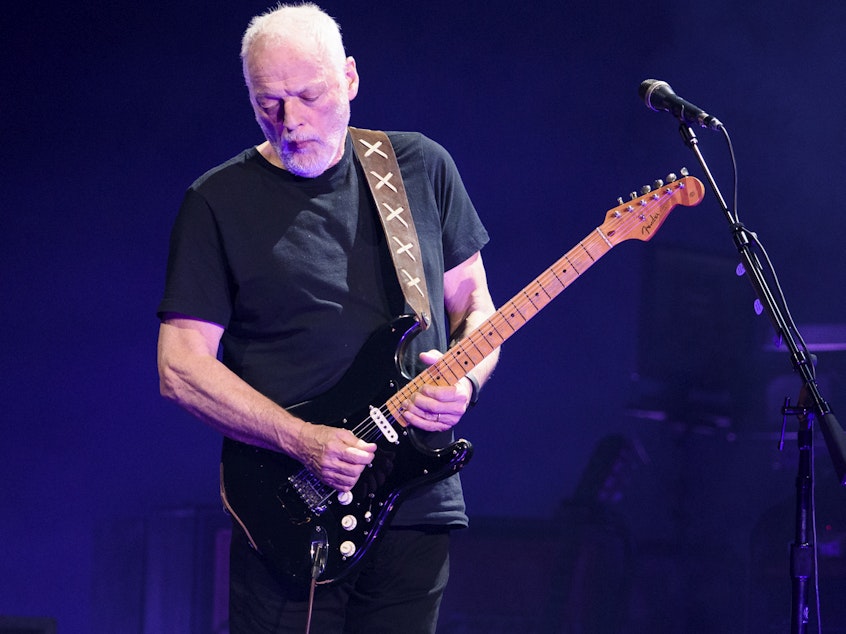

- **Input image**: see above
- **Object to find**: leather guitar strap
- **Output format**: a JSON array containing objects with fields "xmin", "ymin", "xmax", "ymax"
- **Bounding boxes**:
[{"xmin": 349, "ymin": 126, "xmax": 432, "ymax": 330}]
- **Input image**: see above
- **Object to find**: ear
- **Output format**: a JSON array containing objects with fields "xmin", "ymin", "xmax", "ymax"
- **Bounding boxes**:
[{"xmin": 344, "ymin": 56, "xmax": 360, "ymax": 101}]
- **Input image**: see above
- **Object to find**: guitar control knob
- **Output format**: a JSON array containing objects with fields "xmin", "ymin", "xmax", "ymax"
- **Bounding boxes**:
[
  {"xmin": 337, "ymin": 491, "xmax": 353, "ymax": 506},
  {"xmin": 339, "ymin": 540, "xmax": 356, "ymax": 557},
  {"xmin": 341, "ymin": 515, "xmax": 358, "ymax": 531}
]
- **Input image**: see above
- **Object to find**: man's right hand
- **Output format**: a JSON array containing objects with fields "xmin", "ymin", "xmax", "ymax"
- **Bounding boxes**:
[{"xmin": 295, "ymin": 424, "xmax": 377, "ymax": 492}]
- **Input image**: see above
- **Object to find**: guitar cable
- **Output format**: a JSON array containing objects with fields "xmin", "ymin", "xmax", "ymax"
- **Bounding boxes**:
[
  {"xmin": 305, "ymin": 576, "xmax": 317, "ymax": 634},
  {"xmin": 305, "ymin": 537, "xmax": 328, "ymax": 634}
]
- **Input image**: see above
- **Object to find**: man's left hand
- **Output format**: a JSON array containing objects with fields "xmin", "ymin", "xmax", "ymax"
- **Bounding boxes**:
[{"xmin": 400, "ymin": 349, "xmax": 474, "ymax": 432}]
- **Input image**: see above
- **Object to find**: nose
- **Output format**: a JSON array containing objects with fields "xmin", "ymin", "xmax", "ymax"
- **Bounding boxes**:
[{"xmin": 279, "ymin": 97, "xmax": 306, "ymax": 130}]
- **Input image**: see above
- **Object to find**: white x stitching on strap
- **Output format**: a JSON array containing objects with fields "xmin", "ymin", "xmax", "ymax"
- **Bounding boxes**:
[
  {"xmin": 401, "ymin": 269, "xmax": 425, "ymax": 297},
  {"xmin": 357, "ymin": 138, "xmax": 389, "ymax": 159},
  {"xmin": 392, "ymin": 236, "xmax": 416, "ymax": 261},
  {"xmin": 369, "ymin": 170, "xmax": 398, "ymax": 192},
  {"xmin": 381, "ymin": 202, "xmax": 409, "ymax": 228}
]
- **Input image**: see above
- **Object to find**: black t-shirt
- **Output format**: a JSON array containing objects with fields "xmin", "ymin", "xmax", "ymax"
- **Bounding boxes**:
[{"xmin": 159, "ymin": 130, "xmax": 489, "ymax": 525}]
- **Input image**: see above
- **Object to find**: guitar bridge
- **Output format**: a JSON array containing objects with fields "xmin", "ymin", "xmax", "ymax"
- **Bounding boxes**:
[{"xmin": 288, "ymin": 469, "xmax": 333, "ymax": 514}]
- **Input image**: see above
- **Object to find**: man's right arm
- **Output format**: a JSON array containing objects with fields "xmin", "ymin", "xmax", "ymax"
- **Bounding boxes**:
[{"xmin": 156, "ymin": 314, "xmax": 375, "ymax": 491}]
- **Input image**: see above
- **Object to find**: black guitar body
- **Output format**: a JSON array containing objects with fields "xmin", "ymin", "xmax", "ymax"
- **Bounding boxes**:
[{"xmin": 220, "ymin": 315, "xmax": 474, "ymax": 586}]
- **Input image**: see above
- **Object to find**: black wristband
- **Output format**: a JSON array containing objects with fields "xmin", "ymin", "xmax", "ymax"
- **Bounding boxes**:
[{"xmin": 465, "ymin": 371, "xmax": 481, "ymax": 407}]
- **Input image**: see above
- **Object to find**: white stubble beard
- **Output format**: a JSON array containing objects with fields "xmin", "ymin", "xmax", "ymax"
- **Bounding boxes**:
[{"xmin": 276, "ymin": 100, "xmax": 350, "ymax": 178}]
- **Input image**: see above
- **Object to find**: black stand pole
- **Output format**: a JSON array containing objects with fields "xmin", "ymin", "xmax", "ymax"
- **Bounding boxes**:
[
  {"xmin": 677, "ymin": 123, "xmax": 846, "ymax": 634},
  {"xmin": 783, "ymin": 400, "xmax": 815, "ymax": 632}
]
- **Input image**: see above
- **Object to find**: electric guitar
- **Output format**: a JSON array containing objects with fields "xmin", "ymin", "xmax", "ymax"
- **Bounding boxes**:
[{"xmin": 220, "ymin": 173, "xmax": 706, "ymax": 586}]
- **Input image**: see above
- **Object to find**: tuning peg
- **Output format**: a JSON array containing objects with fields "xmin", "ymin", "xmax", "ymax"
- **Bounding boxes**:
[
  {"xmin": 680, "ymin": 167, "xmax": 689, "ymax": 176},
  {"xmin": 640, "ymin": 185, "xmax": 652, "ymax": 195},
  {"xmin": 617, "ymin": 197, "xmax": 624, "ymax": 206},
  {"xmin": 652, "ymin": 179, "xmax": 664, "ymax": 189},
  {"xmin": 665, "ymin": 173, "xmax": 677, "ymax": 183},
  {"xmin": 629, "ymin": 191, "xmax": 638, "ymax": 200}
]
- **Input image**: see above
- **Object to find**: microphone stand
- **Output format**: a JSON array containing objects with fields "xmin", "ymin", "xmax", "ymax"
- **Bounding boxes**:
[{"xmin": 677, "ymin": 123, "xmax": 846, "ymax": 634}]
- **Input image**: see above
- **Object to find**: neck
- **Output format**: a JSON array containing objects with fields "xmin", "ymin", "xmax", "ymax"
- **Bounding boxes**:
[{"xmin": 257, "ymin": 141, "xmax": 284, "ymax": 168}]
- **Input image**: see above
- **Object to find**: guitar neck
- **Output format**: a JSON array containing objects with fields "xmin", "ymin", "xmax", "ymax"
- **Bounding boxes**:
[
  {"xmin": 392, "ymin": 230, "xmax": 608, "ymax": 407},
  {"xmin": 385, "ymin": 174, "xmax": 704, "ymax": 418}
]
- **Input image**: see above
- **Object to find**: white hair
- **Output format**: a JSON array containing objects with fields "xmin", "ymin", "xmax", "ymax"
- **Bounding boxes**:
[{"xmin": 240, "ymin": 3, "xmax": 347, "ymax": 76}]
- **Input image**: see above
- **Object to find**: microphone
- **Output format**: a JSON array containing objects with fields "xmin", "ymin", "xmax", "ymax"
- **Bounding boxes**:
[{"xmin": 639, "ymin": 79, "xmax": 723, "ymax": 130}]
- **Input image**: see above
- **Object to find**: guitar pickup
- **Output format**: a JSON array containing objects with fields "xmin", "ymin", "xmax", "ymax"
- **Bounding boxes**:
[{"xmin": 369, "ymin": 406, "xmax": 399, "ymax": 443}]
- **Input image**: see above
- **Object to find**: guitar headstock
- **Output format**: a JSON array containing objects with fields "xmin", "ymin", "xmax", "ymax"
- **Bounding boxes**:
[{"xmin": 601, "ymin": 172, "xmax": 705, "ymax": 243}]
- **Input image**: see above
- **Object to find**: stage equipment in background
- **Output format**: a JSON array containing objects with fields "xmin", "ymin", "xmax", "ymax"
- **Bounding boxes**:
[
  {"xmin": 91, "ymin": 508, "xmax": 229, "ymax": 634},
  {"xmin": 0, "ymin": 617, "xmax": 57, "ymax": 633},
  {"xmin": 537, "ymin": 434, "xmax": 641, "ymax": 632},
  {"xmin": 628, "ymin": 245, "xmax": 757, "ymax": 436},
  {"xmin": 640, "ymin": 78, "xmax": 846, "ymax": 634}
]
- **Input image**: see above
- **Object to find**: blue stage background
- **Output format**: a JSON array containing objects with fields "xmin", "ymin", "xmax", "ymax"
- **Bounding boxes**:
[{"xmin": 3, "ymin": 1, "xmax": 846, "ymax": 631}]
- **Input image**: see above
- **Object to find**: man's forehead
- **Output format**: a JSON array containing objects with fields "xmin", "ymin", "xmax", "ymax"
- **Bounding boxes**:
[{"xmin": 246, "ymin": 32, "xmax": 329, "ymax": 66}]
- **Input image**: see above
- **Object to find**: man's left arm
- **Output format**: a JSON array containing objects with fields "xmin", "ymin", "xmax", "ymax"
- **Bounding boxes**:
[{"xmin": 403, "ymin": 251, "xmax": 500, "ymax": 432}]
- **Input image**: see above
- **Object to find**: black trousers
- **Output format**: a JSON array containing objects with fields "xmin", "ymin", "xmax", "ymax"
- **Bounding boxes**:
[{"xmin": 229, "ymin": 525, "xmax": 451, "ymax": 634}]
